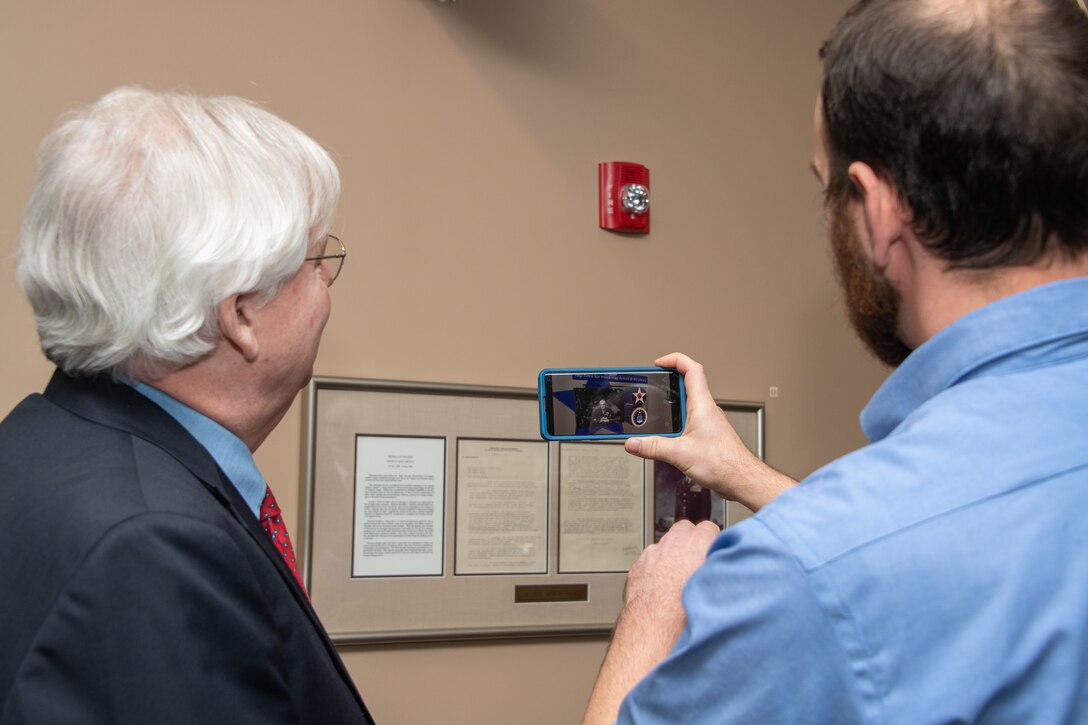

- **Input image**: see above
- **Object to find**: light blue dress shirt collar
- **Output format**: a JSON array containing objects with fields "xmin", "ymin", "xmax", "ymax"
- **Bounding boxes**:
[
  {"xmin": 131, "ymin": 383, "xmax": 266, "ymax": 518},
  {"xmin": 861, "ymin": 276, "xmax": 1088, "ymax": 442}
]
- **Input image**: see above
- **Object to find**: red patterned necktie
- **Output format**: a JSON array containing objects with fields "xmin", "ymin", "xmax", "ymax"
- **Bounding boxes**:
[{"xmin": 259, "ymin": 485, "xmax": 308, "ymax": 596}]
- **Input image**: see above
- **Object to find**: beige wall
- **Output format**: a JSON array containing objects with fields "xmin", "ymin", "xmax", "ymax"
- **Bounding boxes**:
[{"xmin": 0, "ymin": 1, "xmax": 884, "ymax": 723}]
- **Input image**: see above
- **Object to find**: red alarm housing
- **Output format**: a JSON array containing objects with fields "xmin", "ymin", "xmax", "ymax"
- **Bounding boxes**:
[{"xmin": 599, "ymin": 161, "xmax": 650, "ymax": 234}]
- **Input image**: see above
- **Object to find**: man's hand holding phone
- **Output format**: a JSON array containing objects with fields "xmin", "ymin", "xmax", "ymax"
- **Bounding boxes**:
[{"xmin": 624, "ymin": 353, "xmax": 797, "ymax": 513}]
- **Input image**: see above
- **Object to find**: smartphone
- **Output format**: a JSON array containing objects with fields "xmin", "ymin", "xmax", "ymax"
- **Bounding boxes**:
[{"xmin": 538, "ymin": 367, "xmax": 685, "ymax": 441}]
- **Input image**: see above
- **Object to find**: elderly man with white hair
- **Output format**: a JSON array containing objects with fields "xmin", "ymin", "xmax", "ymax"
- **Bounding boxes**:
[{"xmin": 0, "ymin": 87, "xmax": 372, "ymax": 724}]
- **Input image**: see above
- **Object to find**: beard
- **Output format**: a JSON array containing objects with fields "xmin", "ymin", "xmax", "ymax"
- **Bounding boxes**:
[{"xmin": 827, "ymin": 193, "xmax": 913, "ymax": 367}]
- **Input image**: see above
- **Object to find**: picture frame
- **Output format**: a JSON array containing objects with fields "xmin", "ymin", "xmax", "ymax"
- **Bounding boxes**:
[{"xmin": 299, "ymin": 376, "xmax": 763, "ymax": 644}]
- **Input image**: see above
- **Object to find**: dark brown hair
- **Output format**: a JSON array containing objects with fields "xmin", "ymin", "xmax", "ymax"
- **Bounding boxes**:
[{"xmin": 820, "ymin": 0, "xmax": 1088, "ymax": 268}]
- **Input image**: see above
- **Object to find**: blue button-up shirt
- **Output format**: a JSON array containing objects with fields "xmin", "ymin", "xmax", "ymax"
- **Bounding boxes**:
[
  {"xmin": 620, "ymin": 277, "xmax": 1088, "ymax": 723},
  {"xmin": 132, "ymin": 384, "xmax": 265, "ymax": 518}
]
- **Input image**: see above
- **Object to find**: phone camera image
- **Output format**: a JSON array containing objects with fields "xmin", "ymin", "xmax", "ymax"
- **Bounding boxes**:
[
  {"xmin": 575, "ymin": 388, "xmax": 624, "ymax": 432},
  {"xmin": 538, "ymin": 368, "xmax": 685, "ymax": 441}
]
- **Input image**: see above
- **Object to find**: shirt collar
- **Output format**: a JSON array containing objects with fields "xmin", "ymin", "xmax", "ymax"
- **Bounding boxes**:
[
  {"xmin": 861, "ymin": 277, "xmax": 1088, "ymax": 442},
  {"xmin": 130, "ymin": 383, "xmax": 266, "ymax": 518}
]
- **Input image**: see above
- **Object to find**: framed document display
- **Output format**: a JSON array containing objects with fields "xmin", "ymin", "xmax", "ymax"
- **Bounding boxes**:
[
  {"xmin": 301, "ymin": 376, "xmax": 764, "ymax": 644},
  {"xmin": 558, "ymin": 443, "xmax": 645, "ymax": 574},
  {"xmin": 353, "ymin": 435, "xmax": 446, "ymax": 578},
  {"xmin": 455, "ymin": 438, "xmax": 549, "ymax": 576}
]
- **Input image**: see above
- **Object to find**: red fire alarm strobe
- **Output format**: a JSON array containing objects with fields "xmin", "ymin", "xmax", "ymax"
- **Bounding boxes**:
[{"xmin": 599, "ymin": 161, "xmax": 650, "ymax": 234}]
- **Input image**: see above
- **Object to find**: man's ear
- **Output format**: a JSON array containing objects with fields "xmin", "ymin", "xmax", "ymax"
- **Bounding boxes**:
[
  {"xmin": 847, "ymin": 161, "xmax": 907, "ymax": 270},
  {"xmin": 217, "ymin": 294, "xmax": 259, "ymax": 362}
]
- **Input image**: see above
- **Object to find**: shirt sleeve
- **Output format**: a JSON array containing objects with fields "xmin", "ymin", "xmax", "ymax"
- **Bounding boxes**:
[{"xmin": 616, "ymin": 518, "xmax": 867, "ymax": 724}]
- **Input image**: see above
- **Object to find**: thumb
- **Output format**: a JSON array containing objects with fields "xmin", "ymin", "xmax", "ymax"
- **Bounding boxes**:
[{"xmin": 625, "ymin": 435, "xmax": 674, "ymax": 462}]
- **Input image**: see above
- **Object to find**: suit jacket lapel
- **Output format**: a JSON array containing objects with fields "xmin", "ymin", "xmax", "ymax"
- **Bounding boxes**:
[{"xmin": 42, "ymin": 370, "xmax": 366, "ymax": 708}]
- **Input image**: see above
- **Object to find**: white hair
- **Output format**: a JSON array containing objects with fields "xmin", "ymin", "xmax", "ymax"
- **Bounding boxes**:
[{"xmin": 17, "ymin": 86, "xmax": 340, "ymax": 379}]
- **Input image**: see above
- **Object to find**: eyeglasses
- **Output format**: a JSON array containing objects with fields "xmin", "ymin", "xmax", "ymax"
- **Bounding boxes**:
[{"xmin": 305, "ymin": 235, "xmax": 346, "ymax": 286}]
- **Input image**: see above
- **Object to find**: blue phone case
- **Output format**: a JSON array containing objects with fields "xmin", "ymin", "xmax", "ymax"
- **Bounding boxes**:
[{"xmin": 538, "ymin": 366, "xmax": 686, "ymax": 441}]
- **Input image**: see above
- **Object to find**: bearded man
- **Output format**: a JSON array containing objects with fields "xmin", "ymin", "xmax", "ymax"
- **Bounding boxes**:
[{"xmin": 584, "ymin": 0, "xmax": 1088, "ymax": 722}]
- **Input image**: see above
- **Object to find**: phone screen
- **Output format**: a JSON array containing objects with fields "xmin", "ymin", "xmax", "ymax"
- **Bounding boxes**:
[{"xmin": 540, "ymin": 368, "xmax": 684, "ymax": 439}]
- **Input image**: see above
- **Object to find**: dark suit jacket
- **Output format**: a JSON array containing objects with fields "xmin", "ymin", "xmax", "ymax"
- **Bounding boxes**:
[{"xmin": 0, "ymin": 370, "xmax": 375, "ymax": 724}]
